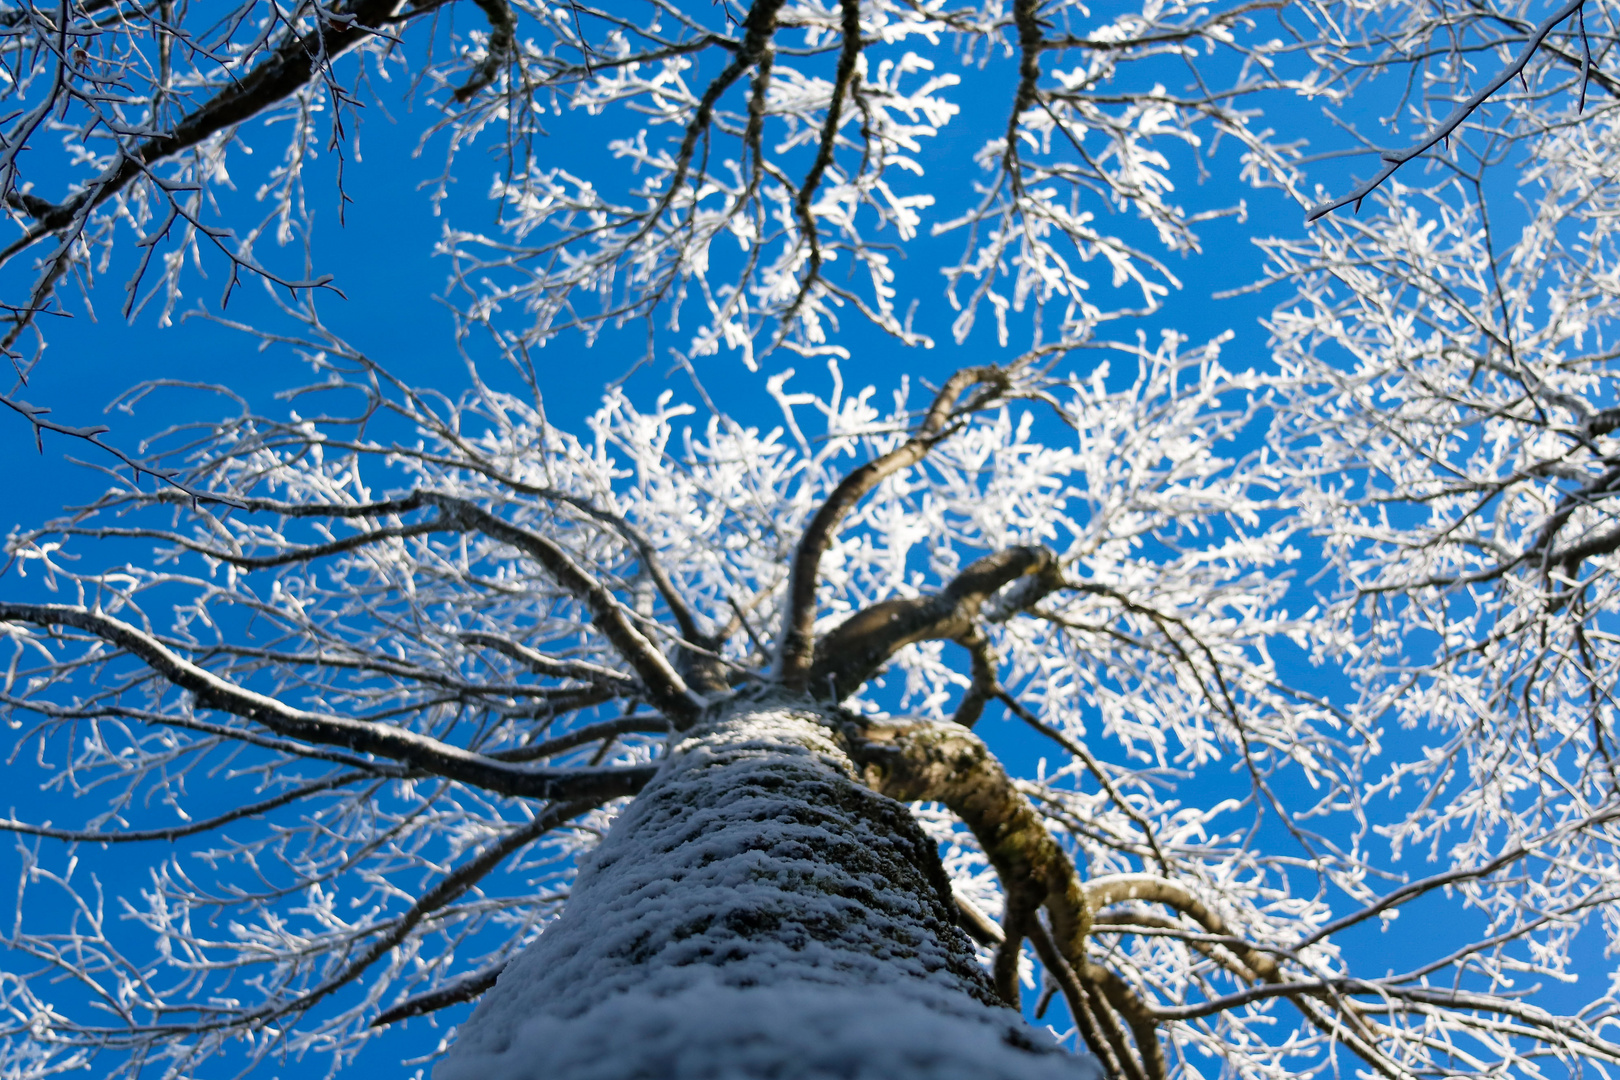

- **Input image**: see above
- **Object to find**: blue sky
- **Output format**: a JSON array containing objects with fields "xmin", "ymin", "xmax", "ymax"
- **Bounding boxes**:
[{"xmin": 2, "ymin": 31, "xmax": 1306, "ymax": 528}]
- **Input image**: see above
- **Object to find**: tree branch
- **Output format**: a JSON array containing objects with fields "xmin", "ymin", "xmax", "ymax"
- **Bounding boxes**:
[
  {"xmin": 623, "ymin": 0, "xmax": 785, "ymax": 252},
  {"xmin": 806, "ymin": 544, "xmax": 1061, "ymax": 700},
  {"xmin": 777, "ymin": 366, "xmax": 1014, "ymax": 688},
  {"xmin": 781, "ymin": 0, "xmax": 862, "ymax": 325},
  {"xmin": 372, "ymin": 959, "xmax": 508, "ymax": 1026},
  {"xmin": 1086, "ymin": 873, "xmax": 1277, "ymax": 982},
  {"xmin": 993, "ymin": 904, "xmax": 1033, "ymax": 1007},
  {"xmin": 1087, "ymin": 874, "xmax": 1405, "ymax": 1076},
  {"xmin": 0, "ymin": 603, "xmax": 658, "ymax": 802},
  {"xmin": 1002, "ymin": 0, "xmax": 1043, "ymax": 195},
  {"xmin": 1000, "ymin": 690, "xmax": 1170, "ymax": 871},
  {"xmin": 271, "ymin": 795, "xmax": 596, "ymax": 1025},
  {"xmin": 1305, "ymin": 0, "xmax": 1585, "ymax": 222},
  {"xmin": 423, "ymin": 493, "xmax": 705, "ymax": 724},
  {"xmin": 843, "ymin": 716, "xmax": 1091, "ymax": 969},
  {"xmin": 951, "ymin": 887, "xmax": 1005, "ymax": 947},
  {"xmin": 135, "ymin": 485, "xmax": 707, "ymax": 723},
  {"xmin": 1079, "ymin": 958, "xmax": 1168, "ymax": 1080},
  {"xmin": 81, "ymin": 517, "xmax": 451, "ymax": 570},
  {"xmin": 460, "ymin": 632, "xmax": 640, "ymax": 688},
  {"xmin": 451, "ymin": 0, "xmax": 516, "ymax": 103},
  {"xmin": 0, "ymin": 769, "xmax": 366, "ymax": 843},
  {"xmin": 7, "ymin": 0, "xmax": 407, "ymax": 244},
  {"xmin": 950, "ymin": 625, "xmax": 999, "ymax": 728},
  {"xmin": 0, "ymin": 393, "xmax": 243, "ymax": 506},
  {"xmin": 155, "ymin": 482, "xmax": 708, "ymax": 649},
  {"xmin": 489, "ymin": 713, "xmax": 671, "ymax": 763}
]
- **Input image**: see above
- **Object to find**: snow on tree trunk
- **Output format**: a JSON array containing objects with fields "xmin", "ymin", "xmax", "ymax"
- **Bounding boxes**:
[{"xmin": 436, "ymin": 697, "xmax": 1101, "ymax": 1080}]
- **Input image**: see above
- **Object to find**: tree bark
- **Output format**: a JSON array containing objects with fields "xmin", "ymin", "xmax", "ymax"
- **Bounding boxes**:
[{"xmin": 436, "ymin": 696, "xmax": 1101, "ymax": 1080}]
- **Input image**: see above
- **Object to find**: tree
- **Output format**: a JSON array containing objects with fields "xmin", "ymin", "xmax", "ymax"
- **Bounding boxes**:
[{"xmin": 3, "ymin": 1, "xmax": 1620, "ymax": 1080}]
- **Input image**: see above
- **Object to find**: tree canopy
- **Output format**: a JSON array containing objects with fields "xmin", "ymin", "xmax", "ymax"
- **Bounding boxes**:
[{"xmin": 3, "ymin": 1, "xmax": 1620, "ymax": 1079}]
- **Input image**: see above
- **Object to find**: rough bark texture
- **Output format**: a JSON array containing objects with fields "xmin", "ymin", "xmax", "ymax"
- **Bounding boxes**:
[
  {"xmin": 845, "ymin": 718, "xmax": 1090, "ymax": 997},
  {"xmin": 436, "ymin": 697, "xmax": 1101, "ymax": 1080}
]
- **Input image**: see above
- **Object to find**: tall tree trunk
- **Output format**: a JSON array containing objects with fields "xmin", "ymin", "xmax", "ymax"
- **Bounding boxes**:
[{"xmin": 436, "ymin": 697, "xmax": 1101, "ymax": 1080}]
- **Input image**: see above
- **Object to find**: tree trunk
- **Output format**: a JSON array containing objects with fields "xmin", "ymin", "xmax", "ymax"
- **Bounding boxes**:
[{"xmin": 436, "ymin": 696, "xmax": 1102, "ymax": 1080}]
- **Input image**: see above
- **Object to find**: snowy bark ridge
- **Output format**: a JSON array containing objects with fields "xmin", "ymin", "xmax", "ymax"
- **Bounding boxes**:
[
  {"xmin": 437, "ymin": 699, "xmax": 1102, "ymax": 1080},
  {"xmin": 441, "ymin": 365, "xmax": 1112, "ymax": 1079}
]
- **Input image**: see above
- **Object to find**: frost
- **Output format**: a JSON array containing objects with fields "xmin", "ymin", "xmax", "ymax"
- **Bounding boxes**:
[{"xmin": 440, "ymin": 705, "xmax": 1100, "ymax": 1080}]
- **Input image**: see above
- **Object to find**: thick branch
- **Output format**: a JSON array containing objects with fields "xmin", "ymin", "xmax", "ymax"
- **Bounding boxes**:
[
  {"xmin": 423, "ymin": 493, "xmax": 704, "ymax": 724},
  {"xmin": 1088, "ymin": 874, "xmax": 1402, "ymax": 1076},
  {"xmin": 452, "ymin": 0, "xmax": 516, "ymax": 103},
  {"xmin": 777, "ymin": 366, "xmax": 1011, "ymax": 688},
  {"xmin": 844, "ymin": 716, "xmax": 1090, "ymax": 965},
  {"xmin": 1080, "ymin": 960, "xmax": 1169, "ymax": 1080},
  {"xmin": 860, "ymin": 732, "xmax": 1164, "ymax": 1080},
  {"xmin": 1025, "ymin": 916, "xmax": 1130, "ymax": 1080},
  {"xmin": 994, "ymin": 905, "xmax": 1033, "ymax": 1007},
  {"xmin": 0, "ymin": 604, "xmax": 657, "ymax": 802},
  {"xmin": 950, "ymin": 626, "xmax": 999, "ymax": 728},
  {"xmin": 807, "ymin": 545, "xmax": 1061, "ymax": 700},
  {"xmin": 10, "ymin": 0, "xmax": 406, "ymax": 245},
  {"xmin": 1086, "ymin": 873, "xmax": 1277, "ymax": 981}
]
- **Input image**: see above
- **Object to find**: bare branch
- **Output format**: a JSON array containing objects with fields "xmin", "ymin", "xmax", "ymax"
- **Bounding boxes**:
[
  {"xmin": 267, "ymin": 795, "xmax": 599, "ymax": 1025},
  {"xmin": 1025, "ymin": 916, "xmax": 1140, "ymax": 1080},
  {"xmin": 0, "ymin": 393, "xmax": 244, "ymax": 506},
  {"xmin": 777, "ymin": 366, "xmax": 1017, "ymax": 688},
  {"xmin": 5, "ymin": 0, "xmax": 408, "ymax": 247},
  {"xmin": 0, "ymin": 603, "xmax": 658, "ymax": 802},
  {"xmin": 951, "ymin": 887, "xmax": 1005, "ymax": 947},
  {"xmin": 999, "ymin": 691, "xmax": 1170, "ymax": 872},
  {"xmin": 781, "ymin": 0, "xmax": 862, "ymax": 324},
  {"xmin": 424, "ymin": 494, "xmax": 704, "ymax": 724},
  {"xmin": 1085, "ymin": 874, "xmax": 1277, "ymax": 982},
  {"xmin": 460, "ymin": 633, "xmax": 640, "ymax": 688},
  {"xmin": 0, "ymin": 770, "xmax": 367, "ymax": 843},
  {"xmin": 490, "ymin": 714, "xmax": 671, "ymax": 764},
  {"xmin": 808, "ymin": 545, "xmax": 1061, "ymax": 701},
  {"xmin": 372, "ymin": 960, "xmax": 507, "ymax": 1026},
  {"xmin": 451, "ymin": 0, "xmax": 516, "ymax": 103},
  {"xmin": 1306, "ymin": 0, "xmax": 1585, "ymax": 222}
]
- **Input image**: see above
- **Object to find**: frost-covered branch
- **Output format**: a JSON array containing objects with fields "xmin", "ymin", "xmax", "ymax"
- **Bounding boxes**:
[
  {"xmin": 779, "ymin": 364, "xmax": 1017, "ymax": 687},
  {"xmin": 0, "ymin": 603, "xmax": 658, "ymax": 802}
]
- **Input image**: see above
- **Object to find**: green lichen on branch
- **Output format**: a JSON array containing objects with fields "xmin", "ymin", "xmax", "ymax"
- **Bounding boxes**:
[{"xmin": 841, "ymin": 715, "xmax": 1090, "ymax": 1007}]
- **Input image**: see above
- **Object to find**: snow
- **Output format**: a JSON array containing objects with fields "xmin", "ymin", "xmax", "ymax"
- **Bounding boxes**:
[{"xmin": 436, "ymin": 701, "xmax": 1102, "ymax": 1080}]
